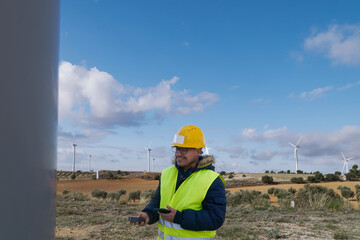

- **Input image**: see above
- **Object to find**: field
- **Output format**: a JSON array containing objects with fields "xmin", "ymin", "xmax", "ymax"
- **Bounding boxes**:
[{"xmin": 56, "ymin": 173, "xmax": 360, "ymax": 239}]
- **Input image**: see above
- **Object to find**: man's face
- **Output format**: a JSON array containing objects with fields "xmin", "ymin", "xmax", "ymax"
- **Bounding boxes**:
[{"xmin": 173, "ymin": 147, "xmax": 202, "ymax": 171}]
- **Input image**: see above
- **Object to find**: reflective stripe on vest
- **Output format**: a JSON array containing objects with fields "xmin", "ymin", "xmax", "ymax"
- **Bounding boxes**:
[{"xmin": 158, "ymin": 166, "xmax": 224, "ymax": 239}]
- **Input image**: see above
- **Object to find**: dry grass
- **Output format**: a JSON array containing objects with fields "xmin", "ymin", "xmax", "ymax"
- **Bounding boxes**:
[
  {"xmin": 56, "ymin": 176, "xmax": 360, "ymax": 239},
  {"xmin": 56, "ymin": 192, "xmax": 360, "ymax": 240}
]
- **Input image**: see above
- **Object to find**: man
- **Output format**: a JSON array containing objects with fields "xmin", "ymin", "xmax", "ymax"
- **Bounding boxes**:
[{"xmin": 135, "ymin": 124, "xmax": 226, "ymax": 240}]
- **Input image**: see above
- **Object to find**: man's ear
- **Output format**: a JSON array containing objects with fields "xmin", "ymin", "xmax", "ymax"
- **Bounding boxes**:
[{"xmin": 197, "ymin": 148, "xmax": 203, "ymax": 155}]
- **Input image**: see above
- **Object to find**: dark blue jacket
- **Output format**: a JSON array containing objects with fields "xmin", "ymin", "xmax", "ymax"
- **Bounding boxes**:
[{"xmin": 142, "ymin": 155, "xmax": 227, "ymax": 231}]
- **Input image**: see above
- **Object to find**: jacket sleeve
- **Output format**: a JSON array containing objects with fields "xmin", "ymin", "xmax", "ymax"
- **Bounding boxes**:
[
  {"xmin": 173, "ymin": 176, "xmax": 227, "ymax": 231},
  {"xmin": 141, "ymin": 182, "xmax": 160, "ymax": 225}
]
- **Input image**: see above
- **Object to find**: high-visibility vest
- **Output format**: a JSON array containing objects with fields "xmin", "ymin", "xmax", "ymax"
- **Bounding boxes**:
[{"xmin": 157, "ymin": 166, "xmax": 224, "ymax": 240}]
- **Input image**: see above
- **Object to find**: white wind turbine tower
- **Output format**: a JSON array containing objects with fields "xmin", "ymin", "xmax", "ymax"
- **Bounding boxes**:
[
  {"xmin": 145, "ymin": 147, "xmax": 151, "ymax": 172},
  {"xmin": 341, "ymin": 152, "xmax": 354, "ymax": 175},
  {"xmin": 289, "ymin": 136, "xmax": 302, "ymax": 173},
  {"xmin": 72, "ymin": 137, "xmax": 77, "ymax": 172}
]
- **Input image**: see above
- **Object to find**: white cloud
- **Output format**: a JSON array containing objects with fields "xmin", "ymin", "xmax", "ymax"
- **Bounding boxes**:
[
  {"xmin": 251, "ymin": 150, "xmax": 275, "ymax": 161},
  {"xmin": 264, "ymin": 126, "xmax": 288, "ymax": 139},
  {"xmin": 215, "ymin": 146, "xmax": 246, "ymax": 157},
  {"xmin": 242, "ymin": 128, "xmax": 263, "ymax": 141},
  {"xmin": 300, "ymin": 86, "xmax": 333, "ymax": 100},
  {"xmin": 175, "ymin": 91, "xmax": 219, "ymax": 115},
  {"xmin": 59, "ymin": 61, "xmax": 219, "ymax": 127},
  {"xmin": 338, "ymin": 80, "xmax": 360, "ymax": 90},
  {"xmin": 304, "ymin": 24, "xmax": 360, "ymax": 66},
  {"xmin": 290, "ymin": 86, "xmax": 334, "ymax": 100},
  {"xmin": 296, "ymin": 126, "xmax": 360, "ymax": 159}
]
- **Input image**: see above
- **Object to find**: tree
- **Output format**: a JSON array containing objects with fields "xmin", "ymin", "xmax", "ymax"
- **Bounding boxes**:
[
  {"xmin": 325, "ymin": 174, "xmax": 340, "ymax": 182},
  {"xmin": 262, "ymin": 175, "xmax": 274, "ymax": 184},
  {"xmin": 345, "ymin": 172, "xmax": 357, "ymax": 181},
  {"xmin": 314, "ymin": 172, "xmax": 324, "ymax": 181},
  {"xmin": 350, "ymin": 165, "xmax": 359, "ymax": 177},
  {"xmin": 291, "ymin": 177, "xmax": 305, "ymax": 184},
  {"xmin": 128, "ymin": 190, "xmax": 141, "ymax": 202},
  {"xmin": 307, "ymin": 176, "xmax": 317, "ymax": 183}
]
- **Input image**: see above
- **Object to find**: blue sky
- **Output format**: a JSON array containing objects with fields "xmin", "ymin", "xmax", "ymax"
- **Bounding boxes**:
[{"xmin": 58, "ymin": 0, "xmax": 360, "ymax": 174}]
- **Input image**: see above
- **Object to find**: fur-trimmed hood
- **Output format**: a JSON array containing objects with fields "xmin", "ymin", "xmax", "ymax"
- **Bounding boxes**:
[{"xmin": 172, "ymin": 155, "xmax": 216, "ymax": 170}]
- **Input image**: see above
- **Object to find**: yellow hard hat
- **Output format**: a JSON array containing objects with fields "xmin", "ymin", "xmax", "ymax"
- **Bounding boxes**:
[{"xmin": 171, "ymin": 125, "xmax": 205, "ymax": 149}]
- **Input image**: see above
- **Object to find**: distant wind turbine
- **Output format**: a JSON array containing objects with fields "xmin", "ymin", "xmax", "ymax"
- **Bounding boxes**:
[
  {"xmin": 289, "ymin": 136, "xmax": 302, "ymax": 173},
  {"xmin": 145, "ymin": 147, "xmax": 152, "ymax": 172},
  {"xmin": 205, "ymin": 146, "xmax": 211, "ymax": 155},
  {"xmin": 341, "ymin": 152, "xmax": 354, "ymax": 175},
  {"xmin": 72, "ymin": 136, "xmax": 77, "ymax": 172}
]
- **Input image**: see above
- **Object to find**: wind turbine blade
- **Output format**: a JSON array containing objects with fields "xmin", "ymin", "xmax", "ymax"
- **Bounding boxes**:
[
  {"xmin": 341, "ymin": 152, "xmax": 346, "ymax": 160},
  {"xmin": 348, "ymin": 157, "xmax": 355, "ymax": 161},
  {"xmin": 289, "ymin": 142, "xmax": 296, "ymax": 148},
  {"xmin": 296, "ymin": 136, "xmax": 302, "ymax": 145}
]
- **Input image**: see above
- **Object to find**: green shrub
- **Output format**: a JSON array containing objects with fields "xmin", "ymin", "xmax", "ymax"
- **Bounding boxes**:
[
  {"xmin": 295, "ymin": 184, "xmax": 345, "ymax": 210},
  {"xmin": 227, "ymin": 190, "xmax": 270, "ymax": 209},
  {"xmin": 128, "ymin": 190, "xmax": 141, "ymax": 202},
  {"xmin": 273, "ymin": 188, "xmax": 291, "ymax": 199},
  {"xmin": 314, "ymin": 172, "xmax": 324, "ymax": 181},
  {"xmin": 91, "ymin": 189, "xmax": 108, "ymax": 199},
  {"xmin": 108, "ymin": 189, "xmax": 126, "ymax": 201},
  {"xmin": 338, "ymin": 186, "xmax": 354, "ymax": 199},
  {"xmin": 290, "ymin": 177, "xmax": 305, "ymax": 184},
  {"xmin": 262, "ymin": 175, "xmax": 274, "ymax": 184},
  {"xmin": 345, "ymin": 172, "xmax": 357, "ymax": 181},
  {"xmin": 324, "ymin": 174, "xmax": 340, "ymax": 182},
  {"xmin": 268, "ymin": 187, "xmax": 276, "ymax": 195},
  {"xmin": 288, "ymin": 187, "xmax": 297, "ymax": 195},
  {"xmin": 307, "ymin": 176, "xmax": 318, "ymax": 183},
  {"xmin": 228, "ymin": 173, "xmax": 234, "ymax": 179},
  {"xmin": 219, "ymin": 171, "xmax": 226, "ymax": 176},
  {"xmin": 62, "ymin": 190, "xmax": 70, "ymax": 195},
  {"xmin": 71, "ymin": 173, "xmax": 76, "ymax": 180},
  {"xmin": 142, "ymin": 189, "xmax": 155, "ymax": 200}
]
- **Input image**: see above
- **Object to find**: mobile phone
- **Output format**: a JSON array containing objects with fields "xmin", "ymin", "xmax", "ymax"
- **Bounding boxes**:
[
  {"xmin": 153, "ymin": 208, "xmax": 171, "ymax": 213},
  {"xmin": 128, "ymin": 216, "xmax": 145, "ymax": 223}
]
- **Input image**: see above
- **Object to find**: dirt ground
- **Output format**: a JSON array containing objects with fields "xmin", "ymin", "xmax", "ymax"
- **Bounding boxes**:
[{"xmin": 56, "ymin": 178, "xmax": 159, "ymax": 195}]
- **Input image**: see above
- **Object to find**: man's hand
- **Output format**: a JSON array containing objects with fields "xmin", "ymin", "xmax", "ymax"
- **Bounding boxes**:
[
  {"xmin": 158, "ymin": 205, "xmax": 176, "ymax": 222},
  {"xmin": 133, "ymin": 212, "xmax": 149, "ymax": 226}
]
